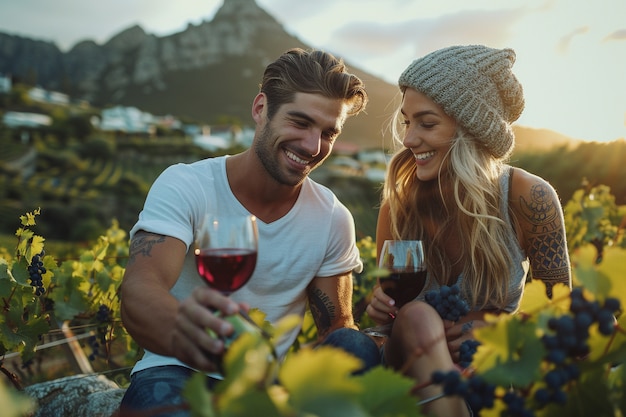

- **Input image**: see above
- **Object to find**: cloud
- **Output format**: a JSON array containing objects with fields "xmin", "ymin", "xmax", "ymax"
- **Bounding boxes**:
[
  {"xmin": 556, "ymin": 26, "xmax": 589, "ymax": 54},
  {"xmin": 327, "ymin": 7, "xmax": 528, "ymax": 60},
  {"xmin": 603, "ymin": 29, "xmax": 626, "ymax": 42},
  {"xmin": 409, "ymin": 8, "xmax": 526, "ymax": 54}
]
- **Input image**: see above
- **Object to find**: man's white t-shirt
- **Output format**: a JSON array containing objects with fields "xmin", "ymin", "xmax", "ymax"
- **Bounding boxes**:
[{"xmin": 128, "ymin": 155, "xmax": 363, "ymax": 374}]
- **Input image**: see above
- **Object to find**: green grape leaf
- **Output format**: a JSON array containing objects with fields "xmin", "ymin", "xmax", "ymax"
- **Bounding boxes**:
[
  {"xmin": 218, "ymin": 389, "xmax": 281, "ymax": 417},
  {"xmin": 0, "ymin": 383, "xmax": 35, "ymax": 417},
  {"xmin": 182, "ymin": 372, "xmax": 216, "ymax": 417},
  {"xmin": 519, "ymin": 280, "xmax": 571, "ymax": 317},
  {"xmin": 595, "ymin": 247, "xmax": 626, "ymax": 301},
  {"xmin": 0, "ymin": 312, "xmax": 49, "ymax": 362},
  {"xmin": 19, "ymin": 208, "xmax": 40, "ymax": 226},
  {"xmin": 219, "ymin": 319, "xmax": 273, "ymax": 394},
  {"xmin": 573, "ymin": 246, "xmax": 626, "ymax": 300},
  {"xmin": 19, "ymin": 315, "xmax": 50, "ymax": 363},
  {"xmin": 270, "ymin": 313, "xmax": 301, "ymax": 342},
  {"xmin": 539, "ymin": 367, "xmax": 614, "ymax": 417},
  {"xmin": 0, "ymin": 261, "xmax": 16, "ymax": 297},
  {"xmin": 617, "ymin": 363, "xmax": 626, "ymax": 417},
  {"xmin": 41, "ymin": 255, "xmax": 55, "ymax": 288},
  {"xmin": 10, "ymin": 257, "xmax": 30, "ymax": 286},
  {"xmin": 48, "ymin": 262, "xmax": 90, "ymax": 320},
  {"xmin": 280, "ymin": 346, "xmax": 363, "ymax": 414},
  {"xmin": 26, "ymin": 235, "xmax": 45, "ymax": 261},
  {"xmin": 472, "ymin": 314, "xmax": 544, "ymax": 387},
  {"xmin": 15, "ymin": 229, "xmax": 33, "ymax": 255},
  {"xmin": 95, "ymin": 269, "xmax": 114, "ymax": 292},
  {"xmin": 356, "ymin": 366, "xmax": 419, "ymax": 416},
  {"xmin": 79, "ymin": 250, "xmax": 104, "ymax": 273}
]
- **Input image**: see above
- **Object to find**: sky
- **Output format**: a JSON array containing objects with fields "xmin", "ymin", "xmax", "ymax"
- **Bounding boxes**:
[{"xmin": 0, "ymin": 0, "xmax": 624, "ymax": 142}]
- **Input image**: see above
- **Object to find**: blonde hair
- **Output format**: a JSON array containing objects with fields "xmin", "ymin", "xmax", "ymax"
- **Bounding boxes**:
[{"xmin": 383, "ymin": 112, "xmax": 513, "ymax": 309}]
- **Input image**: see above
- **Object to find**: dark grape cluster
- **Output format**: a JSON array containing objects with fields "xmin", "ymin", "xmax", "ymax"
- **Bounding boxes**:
[
  {"xmin": 536, "ymin": 287, "xmax": 620, "ymax": 407},
  {"xmin": 431, "ymin": 370, "xmax": 496, "ymax": 414},
  {"xmin": 459, "ymin": 339, "xmax": 481, "ymax": 368},
  {"xmin": 96, "ymin": 304, "xmax": 112, "ymax": 323},
  {"xmin": 27, "ymin": 251, "xmax": 46, "ymax": 296},
  {"xmin": 569, "ymin": 287, "xmax": 620, "ymax": 336},
  {"xmin": 87, "ymin": 304, "xmax": 113, "ymax": 361},
  {"xmin": 87, "ymin": 334, "xmax": 104, "ymax": 361},
  {"xmin": 425, "ymin": 284, "xmax": 470, "ymax": 322},
  {"xmin": 533, "ymin": 365, "xmax": 577, "ymax": 406},
  {"xmin": 503, "ymin": 391, "xmax": 534, "ymax": 417},
  {"xmin": 542, "ymin": 288, "xmax": 620, "ymax": 362}
]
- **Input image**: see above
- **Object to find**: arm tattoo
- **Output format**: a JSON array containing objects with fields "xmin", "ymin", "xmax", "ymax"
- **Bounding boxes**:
[
  {"xmin": 520, "ymin": 183, "xmax": 570, "ymax": 297},
  {"xmin": 127, "ymin": 232, "xmax": 166, "ymax": 266},
  {"xmin": 307, "ymin": 287, "xmax": 336, "ymax": 338}
]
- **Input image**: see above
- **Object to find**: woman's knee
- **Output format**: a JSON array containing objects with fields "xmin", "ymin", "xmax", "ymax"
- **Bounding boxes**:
[{"xmin": 394, "ymin": 301, "xmax": 446, "ymax": 343}]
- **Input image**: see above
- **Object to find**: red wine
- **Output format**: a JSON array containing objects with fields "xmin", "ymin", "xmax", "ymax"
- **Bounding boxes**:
[
  {"xmin": 379, "ymin": 269, "xmax": 427, "ymax": 308},
  {"xmin": 195, "ymin": 248, "xmax": 257, "ymax": 293}
]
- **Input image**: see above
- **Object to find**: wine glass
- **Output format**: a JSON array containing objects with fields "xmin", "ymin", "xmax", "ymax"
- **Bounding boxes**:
[
  {"xmin": 193, "ymin": 213, "xmax": 264, "ymax": 374},
  {"xmin": 378, "ymin": 240, "xmax": 427, "ymax": 309},
  {"xmin": 363, "ymin": 240, "xmax": 426, "ymax": 343},
  {"xmin": 194, "ymin": 214, "xmax": 258, "ymax": 295}
]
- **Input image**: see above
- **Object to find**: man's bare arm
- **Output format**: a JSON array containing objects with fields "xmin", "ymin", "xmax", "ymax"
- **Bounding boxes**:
[
  {"xmin": 307, "ymin": 272, "xmax": 357, "ymax": 341},
  {"xmin": 120, "ymin": 231, "xmax": 187, "ymax": 355}
]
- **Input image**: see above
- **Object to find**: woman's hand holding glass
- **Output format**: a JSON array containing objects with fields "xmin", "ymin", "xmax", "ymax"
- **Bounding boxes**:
[{"xmin": 364, "ymin": 240, "xmax": 426, "ymax": 332}]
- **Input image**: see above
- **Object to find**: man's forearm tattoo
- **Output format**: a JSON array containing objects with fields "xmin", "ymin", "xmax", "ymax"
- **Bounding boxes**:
[
  {"xmin": 520, "ymin": 183, "xmax": 570, "ymax": 294},
  {"xmin": 308, "ymin": 287, "xmax": 336, "ymax": 338},
  {"xmin": 127, "ymin": 232, "xmax": 165, "ymax": 266}
]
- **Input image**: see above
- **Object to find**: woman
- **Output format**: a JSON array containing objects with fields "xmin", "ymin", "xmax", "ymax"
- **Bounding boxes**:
[{"xmin": 365, "ymin": 45, "xmax": 572, "ymax": 416}]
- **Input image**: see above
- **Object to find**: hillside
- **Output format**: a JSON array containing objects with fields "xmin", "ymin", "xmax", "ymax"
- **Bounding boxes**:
[
  {"xmin": 0, "ymin": 0, "xmax": 397, "ymax": 149},
  {"xmin": 0, "ymin": 0, "xmax": 593, "ymax": 152},
  {"xmin": 512, "ymin": 126, "xmax": 582, "ymax": 153}
]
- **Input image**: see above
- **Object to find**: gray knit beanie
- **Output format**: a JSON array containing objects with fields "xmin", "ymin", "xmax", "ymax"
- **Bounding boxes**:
[{"xmin": 398, "ymin": 45, "xmax": 525, "ymax": 159}]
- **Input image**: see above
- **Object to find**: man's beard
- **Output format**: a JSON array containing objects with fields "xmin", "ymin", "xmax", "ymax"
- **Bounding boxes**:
[{"xmin": 253, "ymin": 123, "xmax": 308, "ymax": 187}]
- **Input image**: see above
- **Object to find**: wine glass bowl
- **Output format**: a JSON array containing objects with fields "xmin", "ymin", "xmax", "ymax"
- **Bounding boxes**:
[
  {"xmin": 378, "ymin": 240, "xmax": 426, "ymax": 308},
  {"xmin": 194, "ymin": 214, "xmax": 258, "ymax": 295}
]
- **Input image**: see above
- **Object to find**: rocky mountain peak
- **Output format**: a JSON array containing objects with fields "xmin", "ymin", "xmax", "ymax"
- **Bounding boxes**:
[
  {"xmin": 0, "ymin": 1, "xmax": 397, "ymax": 147},
  {"xmin": 104, "ymin": 25, "xmax": 148, "ymax": 51}
]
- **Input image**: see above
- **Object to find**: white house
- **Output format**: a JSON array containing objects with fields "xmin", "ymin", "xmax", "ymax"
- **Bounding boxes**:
[
  {"xmin": 99, "ymin": 106, "xmax": 156, "ymax": 134},
  {"xmin": 28, "ymin": 87, "xmax": 69, "ymax": 106},
  {"xmin": 0, "ymin": 74, "xmax": 11, "ymax": 93},
  {"xmin": 2, "ymin": 111, "xmax": 52, "ymax": 128}
]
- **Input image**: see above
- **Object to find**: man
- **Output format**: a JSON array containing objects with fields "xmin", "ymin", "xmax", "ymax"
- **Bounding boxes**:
[{"xmin": 119, "ymin": 48, "xmax": 380, "ymax": 415}]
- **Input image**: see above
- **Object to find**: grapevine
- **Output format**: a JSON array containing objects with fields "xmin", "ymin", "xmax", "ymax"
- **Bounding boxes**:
[
  {"xmin": 428, "ymin": 279, "xmax": 625, "ymax": 416},
  {"xmin": 0, "ymin": 197, "xmax": 625, "ymax": 417},
  {"xmin": 1, "ymin": 209, "xmax": 135, "ymax": 386}
]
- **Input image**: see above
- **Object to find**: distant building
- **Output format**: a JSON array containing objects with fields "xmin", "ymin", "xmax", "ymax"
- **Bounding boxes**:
[
  {"xmin": 98, "ymin": 106, "xmax": 156, "ymax": 134},
  {"xmin": 192, "ymin": 125, "xmax": 253, "ymax": 151},
  {"xmin": 0, "ymin": 74, "xmax": 11, "ymax": 93},
  {"xmin": 28, "ymin": 87, "xmax": 69, "ymax": 106},
  {"xmin": 192, "ymin": 125, "xmax": 232, "ymax": 151},
  {"xmin": 97, "ymin": 106, "xmax": 184, "ymax": 135},
  {"xmin": 2, "ymin": 111, "xmax": 52, "ymax": 128}
]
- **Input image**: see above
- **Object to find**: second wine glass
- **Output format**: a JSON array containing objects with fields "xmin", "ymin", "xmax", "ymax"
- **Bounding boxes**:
[{"xmin": 378, "ymin": 240, "xmax": 427, "ymax": 308}]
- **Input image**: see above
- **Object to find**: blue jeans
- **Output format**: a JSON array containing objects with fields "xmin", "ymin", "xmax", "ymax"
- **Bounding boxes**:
[
  {"xmin": 320, "ymin": 327, "xmax": 381, "ymax": 373},
  {"xmin": 120, "ymin": 328, "xmax": 380, "ymax": 416}
]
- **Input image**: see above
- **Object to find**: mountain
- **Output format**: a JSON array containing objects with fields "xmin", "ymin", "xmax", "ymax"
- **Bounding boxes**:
[
  {"xmin": 0, "ymin": 0, "xmax": 584, "ymax": 151},
  {"xmin": 0, "ymin": 0, "xmax": 398, "ymax": 148}
]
